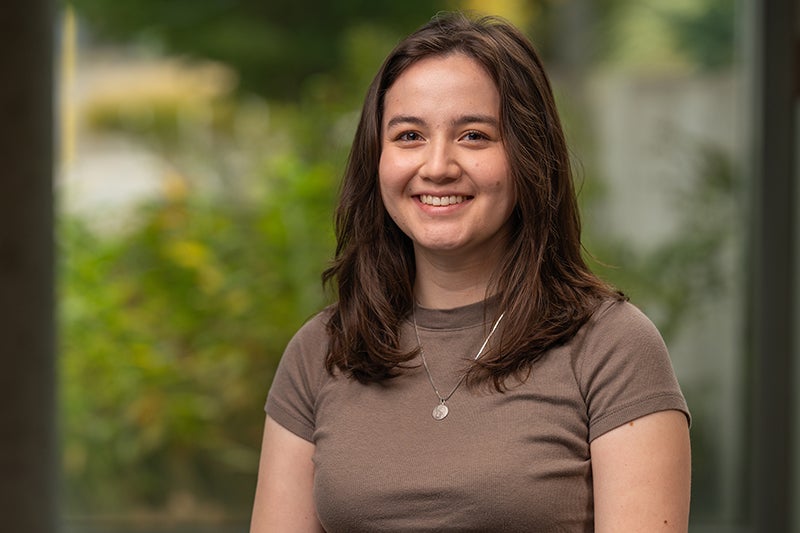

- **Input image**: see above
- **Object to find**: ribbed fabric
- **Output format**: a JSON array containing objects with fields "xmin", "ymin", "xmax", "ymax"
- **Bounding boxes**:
[{"xmin": 266, "ymin": 299, "xmax": 689, "ymax": 532}]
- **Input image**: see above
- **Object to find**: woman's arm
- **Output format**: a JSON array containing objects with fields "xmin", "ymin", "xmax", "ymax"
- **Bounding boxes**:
[
  {"xmin": 250, "ymin": 416, "xmax": 324, "ymax": 533},
  {"xmin": 591, "ymin": 409, "xmax": 691, "ymax": 532}
]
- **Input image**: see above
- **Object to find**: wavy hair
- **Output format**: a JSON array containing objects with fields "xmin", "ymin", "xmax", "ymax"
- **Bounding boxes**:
[{"xmin": 322, "ymin": 12, "xmax": 623, "ymax": 389}]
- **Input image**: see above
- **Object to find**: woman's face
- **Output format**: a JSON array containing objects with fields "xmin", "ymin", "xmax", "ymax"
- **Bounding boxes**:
[{"xmin": 379, "ymin": 53, "xmax": 515, "ymax": 265}]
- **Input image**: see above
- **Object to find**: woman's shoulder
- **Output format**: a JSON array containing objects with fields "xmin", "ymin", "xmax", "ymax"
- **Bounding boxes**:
[
  {"xmin": 266, "ymin": 306, "xmax": 336, "ymax": 441},
  {"xmin": 576, "ymin": 298, "xmax": 689, "ymax": 439},
  {"xmin": 587, "ymin": 297, "xmax": 663, "ymax": 344},
  {"xmin": 571, "ymin": 297, "xmax": 672, "ymax": 380},
  {"xmin": 275, "ymin": 305, "xmax": 337, "ymax": 383},
  {"xmin": 286, "ymin": 305, "xmax": 335, "ymax": 350}
]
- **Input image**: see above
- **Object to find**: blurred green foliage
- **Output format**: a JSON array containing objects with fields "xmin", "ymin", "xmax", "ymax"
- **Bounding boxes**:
[
  {"xmin": 68, "ymin": 0, "xmax": 454, "ymax": 99},
  {"xmin": 586, "ymin": 142, "xmax": 739, "ymax": 340},
  {"xmin": 61, "ymin": 149, "xmax": 337, "ymax": 512},
  {"xmin": 661, "ymin": 0, "xmax": 736, "ymax": 71},
  {"xmin": 61, "ymin": 62, "xmax": 348, "ymax": 513}
]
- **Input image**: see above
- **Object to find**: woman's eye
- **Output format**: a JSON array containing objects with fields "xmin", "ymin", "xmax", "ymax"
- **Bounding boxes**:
[
  {"xmin": 398, "ymin": 131, "xmax": 422, "ymax": 142},
  {"xmin": 463, "ymin": 130, "xmax": 487, "ymax": 141}
]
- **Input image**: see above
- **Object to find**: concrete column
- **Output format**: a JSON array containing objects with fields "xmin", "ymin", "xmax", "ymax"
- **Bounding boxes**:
[
  {"xmin": 748, "ymin": 0, "xmax": 798, "ymax": 531},
  {"xmin": 0, "ymin": 0, "xmax": 57, "ymax": 531}
]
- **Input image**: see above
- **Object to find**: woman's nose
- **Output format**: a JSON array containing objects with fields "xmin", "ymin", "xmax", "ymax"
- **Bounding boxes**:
[{"xmin": 419, "ymin": 141, "xmax": 460, "ymax": 182}]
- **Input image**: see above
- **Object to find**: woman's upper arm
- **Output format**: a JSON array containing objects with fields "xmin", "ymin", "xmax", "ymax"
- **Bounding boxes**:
[
  {"xmin": 250, "ymin": 415, "xmax": 324, "ymax": 533},
  {"xmin": 591, "ymin": 409, "xmax": 691, "ymax": 532}
]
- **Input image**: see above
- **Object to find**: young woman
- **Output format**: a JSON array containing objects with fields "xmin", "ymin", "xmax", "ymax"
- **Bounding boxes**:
[{"xmin": 251, "ymin": 12, "xmax": 690, "ymax": 532}]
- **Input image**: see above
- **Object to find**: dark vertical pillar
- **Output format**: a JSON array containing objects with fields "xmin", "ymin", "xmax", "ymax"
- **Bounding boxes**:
[
  {"xmin": 0, "ymin": 0, "xmax": 57, "ymax": 532},
  {"xmin": 749, "ymin": 0, "xmax": 797, "ymax": 531}
]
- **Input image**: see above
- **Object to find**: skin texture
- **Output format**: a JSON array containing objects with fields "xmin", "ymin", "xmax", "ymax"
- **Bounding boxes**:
[
  {"xmin": 591, "ymin": 410, "xmax": 691, "ymax": 532},
  {"xmin": 250, "ymin": 416, "xmax": 323, "ymax": 532},
  {"xmin": 379, "ymin": 53, "xmax": 515, "ymax": 309}
]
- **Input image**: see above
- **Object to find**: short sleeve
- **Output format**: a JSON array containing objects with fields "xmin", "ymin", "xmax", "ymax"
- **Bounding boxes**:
[
  {"xmin": 265, "ymin": 312, "xmax": 331, "ymax": 442},
  {"xmin": 578, "ymin": 301, "xmax": 690, "ymax": 442}
]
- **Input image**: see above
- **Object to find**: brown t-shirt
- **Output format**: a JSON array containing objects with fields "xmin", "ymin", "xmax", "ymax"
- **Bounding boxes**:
[{"xmin": 266, "ymin": 299, "xmax": 690, "ymax": 532}]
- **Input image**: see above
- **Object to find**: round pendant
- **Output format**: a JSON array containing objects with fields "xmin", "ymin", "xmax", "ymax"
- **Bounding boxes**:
[{"xmin": 432, "ymin": 403, "xmax": 449, "ymax": 420}]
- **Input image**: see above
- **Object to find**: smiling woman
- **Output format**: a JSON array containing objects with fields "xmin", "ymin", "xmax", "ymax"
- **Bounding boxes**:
[
  {"xmin": 379, "ymin": 53, "xmax": 514, "ymax": 285},
  {"xmin": 251, "ymin": 12, "xmax": 691, "ymax": 532}
]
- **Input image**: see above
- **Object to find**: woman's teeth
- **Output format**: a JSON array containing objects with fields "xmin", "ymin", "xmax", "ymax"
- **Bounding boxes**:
[{"xmin": 419, "ymin": 194, "xmax": 465, "ymax": 206}]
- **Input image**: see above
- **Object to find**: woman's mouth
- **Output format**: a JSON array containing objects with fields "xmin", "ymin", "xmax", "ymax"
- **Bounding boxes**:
[{"xmin": 418, "ymin": 194, "xmax": 469, "ymax": 206}]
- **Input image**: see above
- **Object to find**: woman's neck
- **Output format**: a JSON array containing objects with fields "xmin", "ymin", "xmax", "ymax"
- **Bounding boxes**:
[{"xmin": 413, "ymin": 249, "xmax": 500, "ymax": 309}]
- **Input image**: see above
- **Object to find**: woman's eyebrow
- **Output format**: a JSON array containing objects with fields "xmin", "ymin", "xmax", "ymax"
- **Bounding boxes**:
[
  {"xmin": 451, "ymin": 114, "xmax": 499, "ymax": 127},
  {"xmin": 384, "ymin": 114, "xmax": 499, "ymax": 129},
  {"xmin": 385, "ymin": 115, "xmax": 425, "ymax": 129}
]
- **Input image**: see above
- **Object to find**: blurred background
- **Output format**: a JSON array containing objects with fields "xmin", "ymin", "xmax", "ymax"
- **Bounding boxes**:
[{"xmin": 2, "ymin": 0, "xmax": 793, "ymax": 531}]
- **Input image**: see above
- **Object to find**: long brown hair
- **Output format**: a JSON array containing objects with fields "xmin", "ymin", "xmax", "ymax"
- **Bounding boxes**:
[{"xmin": 322, "ymin": 12, "xmax": 623, "ymax": 389}]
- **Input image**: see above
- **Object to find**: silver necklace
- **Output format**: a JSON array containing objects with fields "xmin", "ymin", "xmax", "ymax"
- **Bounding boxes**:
[{"xmin": 412, "ymin": 307, "xmax": 505, "ymax": 421}]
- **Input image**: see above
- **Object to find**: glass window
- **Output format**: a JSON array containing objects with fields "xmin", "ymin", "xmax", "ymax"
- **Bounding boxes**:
[{"xmin": 57, "ymin": 1, "xmax": 778, "ymax": 531}]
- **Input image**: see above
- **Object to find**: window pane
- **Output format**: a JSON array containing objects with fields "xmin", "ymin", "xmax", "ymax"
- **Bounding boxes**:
[{"xmin": 57, "ymin": 1, "xmax": 755, "ymax": 531}]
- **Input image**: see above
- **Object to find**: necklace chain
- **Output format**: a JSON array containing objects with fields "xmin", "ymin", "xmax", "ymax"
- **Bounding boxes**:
[{"xmin": 412, "ymin": 306, "xmax": 505, "ymax": 420}]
